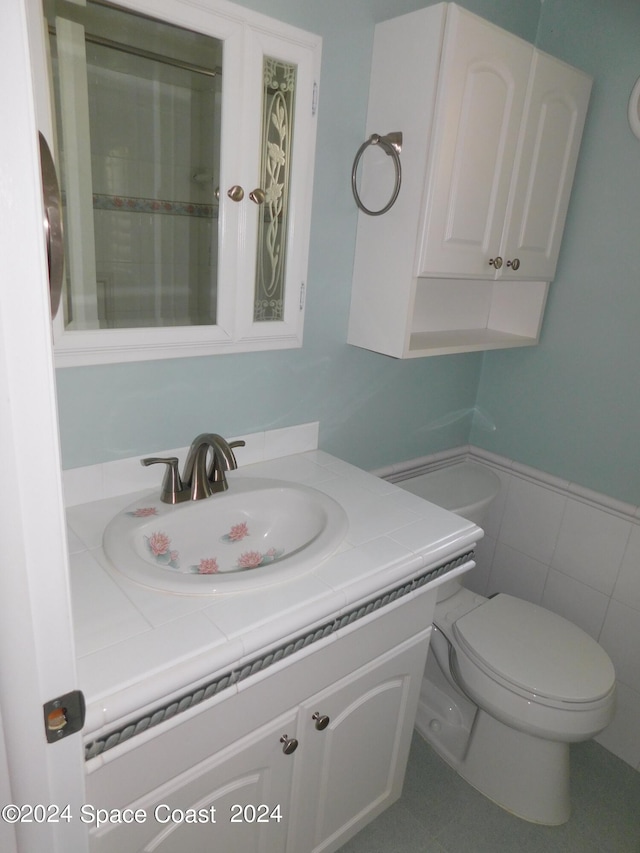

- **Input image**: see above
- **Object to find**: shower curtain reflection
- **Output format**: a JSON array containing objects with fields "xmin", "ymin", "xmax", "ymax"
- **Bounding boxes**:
[{"xmin": 46, "ymin": 0, "xmax": 223, "ymax": 330}]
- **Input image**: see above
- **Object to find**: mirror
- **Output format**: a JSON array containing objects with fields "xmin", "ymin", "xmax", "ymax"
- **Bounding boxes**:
[
  {"xmin": 45, "ymin": 0, "xmax": 223, "ymax": 330},
  {"xmin": 629, "ymin": 76, "xmax": 640, "ymax": 140}
]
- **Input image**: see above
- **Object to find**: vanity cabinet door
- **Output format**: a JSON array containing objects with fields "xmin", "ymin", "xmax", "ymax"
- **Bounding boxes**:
[
  {"xmin": 286, "ymin": 630, "xmax": 430, "ymax": 853},
  {"xmin": 415, "ymin": 5, "xmax": 533, "ymax": 279},
  {"xmin": 89, "ymin": 710, "xmax": 297, "ymax": 853},
  {"xmin": 500, "ymin": 50, "xmax": 592, "ymax": 281}
]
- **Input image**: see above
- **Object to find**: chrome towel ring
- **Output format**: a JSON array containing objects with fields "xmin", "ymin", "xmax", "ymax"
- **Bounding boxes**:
[{"xmin": 351, "ymin": 131, "xmax": 402, "ymax": 216}]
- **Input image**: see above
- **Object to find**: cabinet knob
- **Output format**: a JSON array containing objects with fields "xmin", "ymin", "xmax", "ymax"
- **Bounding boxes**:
[
  {"xmin": 249, "ymin": 187, "xmax": 266, "ymax": 205},
  {"xmin": 488, "ymin": 256, "xmax": 503, "ymax": 269},
  {"xmin": 227, "ymin": 185, "xmax": 245, "ymax": 202},
  {"xmin": 312, "ymin": 712, "xmax": 330, "ymax": 731},
  {"xmin": 507, "ymin": 258, "xmax": 521, "ymax": 270},
  {"xmin": 280, "ymin": 734, "xmax": 299, "ymax": 755}
]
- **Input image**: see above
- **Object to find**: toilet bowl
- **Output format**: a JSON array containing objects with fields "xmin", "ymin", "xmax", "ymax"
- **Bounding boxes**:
[{"xmin": 397, "ymin": 460, "xmax": 616, "ymax": 825}]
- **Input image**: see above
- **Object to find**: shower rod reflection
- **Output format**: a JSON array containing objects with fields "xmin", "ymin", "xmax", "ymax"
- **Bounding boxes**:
[{"xmin": 49, "ymin": 26, "xmax": 222, "ymax": 80}]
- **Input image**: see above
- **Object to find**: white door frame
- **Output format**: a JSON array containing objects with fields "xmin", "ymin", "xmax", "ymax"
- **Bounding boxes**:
[{"xmin": 0, "ymin": 1, "xmax": 88, "ymax": 850}]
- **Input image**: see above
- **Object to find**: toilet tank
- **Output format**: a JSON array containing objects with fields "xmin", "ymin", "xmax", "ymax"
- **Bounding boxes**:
[{"xmin": 397, "ymin": 461, "xmax": 500, "ymax": 527}]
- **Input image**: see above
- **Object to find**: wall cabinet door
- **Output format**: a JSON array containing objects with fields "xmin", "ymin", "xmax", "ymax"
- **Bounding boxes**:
[
  {"xmin": 416, "ymin": 6, "xmax": 591, "ymax": 284},
  {"xmin": 286, "ymin": 632, "xmax": 429, "ymax": 853},
  {"xmin": 416, "ymin": 4, "xmax": 533, "ymax": 279},
  {"xmin": 500, "ymin": 50, "xmax": 592, "ymax": 280}
]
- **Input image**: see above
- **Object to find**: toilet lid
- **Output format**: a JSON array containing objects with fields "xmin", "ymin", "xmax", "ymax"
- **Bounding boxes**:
[{"xmin": 453, "ymin": 594, "xmax": 615, "ymax": 703}]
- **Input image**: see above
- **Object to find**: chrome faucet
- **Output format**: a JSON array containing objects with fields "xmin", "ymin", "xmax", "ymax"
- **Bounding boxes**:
[{"xmin": 141, "ymin": 433, "xmax": 245, "ymax": 504}]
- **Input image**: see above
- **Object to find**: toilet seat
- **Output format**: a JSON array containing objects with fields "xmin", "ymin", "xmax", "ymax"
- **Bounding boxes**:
[{"xmin": 452, "ymin": 594, "xmax": 615, "ymax": 707}]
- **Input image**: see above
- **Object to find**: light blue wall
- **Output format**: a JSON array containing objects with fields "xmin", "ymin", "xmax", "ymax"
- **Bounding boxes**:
[
  {"xmin": 59, "ymin": 0, "xmax": 640, "ymax": 506},
  {"xmin": 56, "ymin": 0, "xmax": 539, "ymax": 472},
  {"xmin": 471, "ymin": 0, "xmax": 640, "ymax": 505}
]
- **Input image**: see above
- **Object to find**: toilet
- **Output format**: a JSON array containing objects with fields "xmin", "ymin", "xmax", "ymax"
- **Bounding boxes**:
[{"xmin": 397, "ymin": 460, "xmax": 616, "ymax": 825}]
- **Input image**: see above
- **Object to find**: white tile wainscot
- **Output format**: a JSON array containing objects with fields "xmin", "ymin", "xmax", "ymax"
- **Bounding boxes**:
[
  {"xmin": 377, "ymin": 445, "xmax": 640, "ymax": 772},
  {"xmin": 65, "ymin": 437, "xmax": 480, "ymax": 853}
]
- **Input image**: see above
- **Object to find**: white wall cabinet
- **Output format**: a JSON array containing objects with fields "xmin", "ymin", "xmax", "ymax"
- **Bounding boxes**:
[
  {"xmin": 37, "ymin": 0, "xmax": 321, "ymax": 366},
  {"xmin": 85, "ymin": 593, "xmax": 434, "ymax": 853},
  {"xmin": 348, "ymin": 3, "xmax": 591, "ymax": 358}
]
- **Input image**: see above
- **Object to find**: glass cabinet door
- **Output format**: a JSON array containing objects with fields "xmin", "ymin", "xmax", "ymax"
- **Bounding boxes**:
[
  {"xmin": 239, "ymin": 26, "xmax": 320, "ymax": 346},
  {"xmin": 253, "ymin": 57, "xmax": 296, "ymax": 323}
]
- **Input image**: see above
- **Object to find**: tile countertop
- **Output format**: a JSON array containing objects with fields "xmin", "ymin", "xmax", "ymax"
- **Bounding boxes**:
[{"xmin": 65, "ymin": 450, "xmax": 480, "ymax": 746}]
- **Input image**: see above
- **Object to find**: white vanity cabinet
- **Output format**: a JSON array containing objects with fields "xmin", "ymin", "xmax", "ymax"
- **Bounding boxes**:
[
  {"xmin": 348, "ymin": 3, "xmax": 591, "ymax": 358},
  {"xmin": 85, "ymin": 591, "xmax": 433, "ymax": 853}
]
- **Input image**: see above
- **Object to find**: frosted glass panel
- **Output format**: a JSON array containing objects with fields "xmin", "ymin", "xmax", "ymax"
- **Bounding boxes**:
[{"xmin": 254, "ymin": 57, "xmax": 296, "ymax": 322}]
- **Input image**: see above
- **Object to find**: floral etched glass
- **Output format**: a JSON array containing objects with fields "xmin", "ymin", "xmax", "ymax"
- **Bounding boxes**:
[{"xmin": 254, "ymin": 57, "xmax": 297, "ymax": 322}]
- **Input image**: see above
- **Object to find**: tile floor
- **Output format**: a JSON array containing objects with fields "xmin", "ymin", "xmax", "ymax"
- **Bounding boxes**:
[{"xmin": 340, "ymin": 733, "xmax": 640, "ymax": 853}]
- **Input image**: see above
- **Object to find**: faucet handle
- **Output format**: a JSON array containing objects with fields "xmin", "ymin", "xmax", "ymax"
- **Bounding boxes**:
[
  {"xmin": 228, "ymin": 440, "xmax": 246, "ymax": 468},
  {"xmin": 141, "ymin": 456, "xmax": 185, "ymax": 504}
]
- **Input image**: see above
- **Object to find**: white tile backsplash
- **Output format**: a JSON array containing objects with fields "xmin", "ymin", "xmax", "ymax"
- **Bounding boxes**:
[
  {"xmin": 263, "ymin": 421, "xmax": 319, "ymax": 458},
  {"xmin": 62, "ymin": 423, "xmax": 320, "ymax": 507}
]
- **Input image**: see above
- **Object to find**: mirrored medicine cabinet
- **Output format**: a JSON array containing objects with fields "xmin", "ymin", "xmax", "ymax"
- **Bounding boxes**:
[{"xmin": 41, "ymin": 0, "xmax": 321, "ymax": 366}]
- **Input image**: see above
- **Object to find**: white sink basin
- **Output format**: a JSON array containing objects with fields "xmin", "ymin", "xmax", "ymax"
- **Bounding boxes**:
[{"xmin": 103, "ymin": 477, "xmax": 348, "ymax": 594}]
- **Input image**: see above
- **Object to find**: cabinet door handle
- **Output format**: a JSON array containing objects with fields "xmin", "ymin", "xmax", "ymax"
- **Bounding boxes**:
[
  {"xmin": 488, "ymin": 256, "xmax": 503, "ymax": 269},
  {"xmin": 249, "ymin": 187, "xmax": 266, "ymax": 205},
  {"xmin": 280, "ymin": 734, "xmax": 299, "ymax": 755},
  {"xmin": 312, "ymin": 712, "xmax": 330, "ymax": 731},
  {"xmin": 227, "ymin": 185, "xmax": 245, "ymax": 202},
  {"xmin": 507, "ymin": 258, "xmax": 521, "ymax": 270}
]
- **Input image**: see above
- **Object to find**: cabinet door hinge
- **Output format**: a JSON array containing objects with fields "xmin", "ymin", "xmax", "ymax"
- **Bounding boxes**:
[
  {"xmin": 312, "ymin": 82, "xmax": 318, "ymax": 116},
  {"xmin": 300, "ymin": 282, "xmax": 306, "ymax": 310},
  {"xmin": 43, "ymin": 690, "xmax": 85, "ymax": 743}
]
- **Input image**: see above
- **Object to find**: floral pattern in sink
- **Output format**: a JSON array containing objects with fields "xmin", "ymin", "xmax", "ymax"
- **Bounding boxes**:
[{"xmin": 139, "ymin": 511, "xmax": 285, "ymax": 575}]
